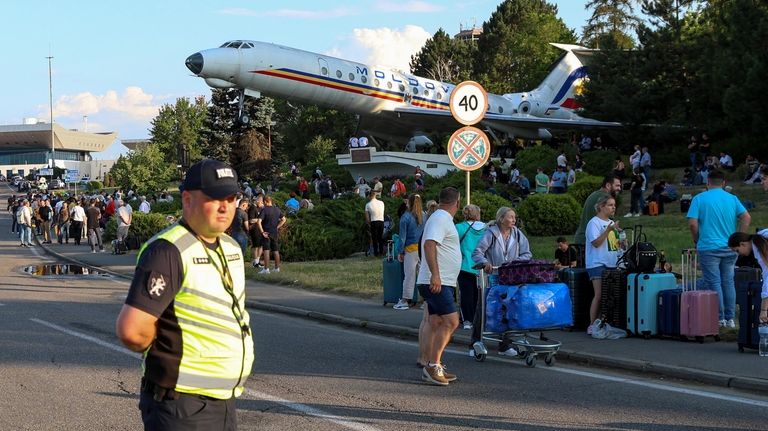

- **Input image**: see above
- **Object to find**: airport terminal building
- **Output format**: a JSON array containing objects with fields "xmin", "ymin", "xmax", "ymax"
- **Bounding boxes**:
[{"xmin": 0, "ymin": 119, "xmax": 118, "ymax": 180}]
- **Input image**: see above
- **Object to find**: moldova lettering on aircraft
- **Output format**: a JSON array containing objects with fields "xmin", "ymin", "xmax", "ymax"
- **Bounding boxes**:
[{"xmin": 185, "ymin": 40, "xmax": 620, "ymax": 146}]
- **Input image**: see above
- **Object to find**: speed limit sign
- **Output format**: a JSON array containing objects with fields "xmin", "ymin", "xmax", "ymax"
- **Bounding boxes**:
[{"xmin": 449, "ymin": 81, "xmax": 488, "ymax": 126}]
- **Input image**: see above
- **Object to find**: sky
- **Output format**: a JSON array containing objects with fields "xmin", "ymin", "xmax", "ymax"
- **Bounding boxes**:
[{"xmin": 0, "ymin": 0, "xmax": 591, "ymax": 160}]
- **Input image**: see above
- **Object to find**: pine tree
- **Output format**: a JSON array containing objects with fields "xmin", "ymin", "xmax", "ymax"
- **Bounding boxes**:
[
  {"xmin": 474, "ymin": 0, "xmax": 577, "ymax": 94},
  {"xmin": 409, "ymin": 28, "xmax": 476, "ymax": 83},
  {"xmin": 582, "ymin": 0, "xmax": 639, "ymax": 49}
]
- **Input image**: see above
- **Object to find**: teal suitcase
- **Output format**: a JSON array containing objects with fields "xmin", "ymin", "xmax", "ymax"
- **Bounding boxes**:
[{"xmin": 626, "ymin": 272, "xmax": 676, "ymax": 338}]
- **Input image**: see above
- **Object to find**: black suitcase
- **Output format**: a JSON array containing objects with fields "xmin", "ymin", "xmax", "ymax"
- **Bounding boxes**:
[
  {"xmin": 559, "ymin": 268, "xmax": 593, "ymax": 330},
  {"xmin": 569, "ymin": 244, "xmax": 586, "ymax": 268},
  {"xmin": 735, "ymin": 267, "xmax": 761, "ymax": 289},
  {"xmin": 737, "ymin": 280, "xmax": 763, "ymax": 353},
  {"xmin": 680, "ymin": 198, "xmax": 691, "ymax": 213},
  {"xmin": 600, "ymin": 268, "xmax": 628, "ymax": 329}
]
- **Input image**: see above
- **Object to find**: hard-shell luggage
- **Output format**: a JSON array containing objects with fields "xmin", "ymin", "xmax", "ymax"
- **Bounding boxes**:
[
  {"xmin": 558, "ymin": 268, "xmax": 593, "ymax": 330},
  {"xmin": 111, "ymin": 239, "xmax": 127, "ymax": 255},
  {"xmin": 600, "ymin": 268, "xmax": 628, "ymax": 329},
  {"xmin": 125, "ymin": 234, "xmax": 141, "ymax": 250},
  {"xmin": 382, "ymin": 240, "xmax": 417, "ymax": 305},
  {"xmin": 735, "ymin": 267, "xmax": 761, "ymax": 290},
  {"xmin": 626, "ymin": 272, "xmax": 677, "ymax": 338},
  {"xmin": 679, "ymin": 249, "xmax": 720, "ymax": 342},
  {"xmin": 657, "ymin": 288, "xmax": 683, "ymax": 338},
  {"xmin": 737, "ymin": 280, "xmax": 763, "ymax": 352},
  {"xmin": 647, "ymin": 201, "xmax": 659, "ymax": 216}
]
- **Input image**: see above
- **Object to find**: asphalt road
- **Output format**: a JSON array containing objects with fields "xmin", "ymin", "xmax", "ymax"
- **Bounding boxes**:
[{"xmin": 1, "ymin": 192, "xmax": 767, "ymax": 430}]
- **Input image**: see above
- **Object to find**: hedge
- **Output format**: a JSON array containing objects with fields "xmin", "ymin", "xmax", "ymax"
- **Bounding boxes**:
[
  {"xmin": 513, "ymin": 145, "xmax": 558, "ymax": 180},
  {"xmin": 516, "ymin": 193, "xmax": 581, "ymax": 236}
]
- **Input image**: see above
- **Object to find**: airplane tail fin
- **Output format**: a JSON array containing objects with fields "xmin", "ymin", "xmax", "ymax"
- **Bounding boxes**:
[{"xmin": 534, "ymin": 43, "xmax": 593, "ymax": 110}]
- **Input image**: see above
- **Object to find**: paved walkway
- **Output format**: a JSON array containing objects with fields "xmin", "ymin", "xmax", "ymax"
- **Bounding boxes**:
[{"xmin": 33, "ymin": 234, "xmax": 768, "ymax": 393}]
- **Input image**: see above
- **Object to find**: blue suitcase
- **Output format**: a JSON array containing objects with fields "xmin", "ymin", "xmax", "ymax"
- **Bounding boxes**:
[
  {"xmin": 382, "ymin": 239, "xmax": 418, "ymax": 305},
  {"xmin": 626, "ymin": 272, "xmax": 677, "ymax": 338},
  {"xmin": 657, "ymin": 288, "xmax": 683, "ymax": 338}
]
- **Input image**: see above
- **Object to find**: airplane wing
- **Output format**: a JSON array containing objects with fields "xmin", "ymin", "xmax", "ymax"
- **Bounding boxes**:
[{"xmin": 365, "ymin": 106, "xmax": 621, "ymax": 139}]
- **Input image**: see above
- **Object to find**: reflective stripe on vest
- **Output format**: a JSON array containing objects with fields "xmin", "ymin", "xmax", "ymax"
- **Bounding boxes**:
[{"xmin": 140, "ymin": 223, "xmax": 255, "ymax": 399}]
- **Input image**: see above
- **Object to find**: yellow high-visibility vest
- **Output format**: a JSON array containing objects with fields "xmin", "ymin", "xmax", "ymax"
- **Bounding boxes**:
[{"xmin": 139, "ymin": 222, "xmax": 254, "ymax": 399}]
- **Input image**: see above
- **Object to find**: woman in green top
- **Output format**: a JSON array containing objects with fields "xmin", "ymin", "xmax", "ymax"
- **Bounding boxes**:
[{"xmin": 455, "ymin": 204, "xmax": 486, "ymax": 330}]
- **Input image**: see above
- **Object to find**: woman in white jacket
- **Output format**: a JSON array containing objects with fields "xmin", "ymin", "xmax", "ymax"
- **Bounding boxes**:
[{"xmin": 470, "ymin": 206, "xmax": 532, "ymax": 356}]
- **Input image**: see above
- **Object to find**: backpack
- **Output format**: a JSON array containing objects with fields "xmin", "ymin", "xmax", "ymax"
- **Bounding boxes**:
[
  {"xmin": 16, "ymin": 206, "xmax": 25, "ymax": 225},
  {"xmin": 619, "ymin": 225, "xmax": 657, "ymax": 273}
]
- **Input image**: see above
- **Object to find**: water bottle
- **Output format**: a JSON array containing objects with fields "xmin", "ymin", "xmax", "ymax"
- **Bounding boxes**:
[
  {"xmin": 759, "ymin": 324, "xmax": 768, "ymax": 357},
  {"xmin": 618, "ymin": 229, "xmax": 627, "ymax": 251}
]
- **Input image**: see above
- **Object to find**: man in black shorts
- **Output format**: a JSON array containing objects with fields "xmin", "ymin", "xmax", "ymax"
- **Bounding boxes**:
[
  {"xmin": 258, "ymin": 195, "xmax": 286, "ymax": 274},
  {"xmin": 415, "ymin": 187, "xmax": 462, "ymax": 386},
  {"xmin": 248, "ymin": 195, "xmax": 264, "ymax": 268}
]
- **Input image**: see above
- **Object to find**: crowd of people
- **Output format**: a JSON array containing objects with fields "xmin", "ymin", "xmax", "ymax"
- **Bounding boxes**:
[{"xmin": 8, "ymin": 190, "xmax": 135, "ymax": 252}]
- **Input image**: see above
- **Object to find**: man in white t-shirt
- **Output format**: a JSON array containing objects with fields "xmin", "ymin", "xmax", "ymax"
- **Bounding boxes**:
[
  {"xmin": 116, "ymin": 199, "xmax": 133, "ymax": 242},
  {"xmin": 364, "ymin": 192, "xmax": 385, "ymax": 257},
  {"xmin": 138, "ymin": 196, "xmax": 151, "ymax": 214},
  {"xmin": 416, "ymin": 187, "xmax": 462, "ymax": 386}
]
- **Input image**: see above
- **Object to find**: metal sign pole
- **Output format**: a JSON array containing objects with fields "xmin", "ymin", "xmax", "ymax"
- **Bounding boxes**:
[{"xmin": 466, "ymin": 171, "xmax": 471, "ymax": 206}]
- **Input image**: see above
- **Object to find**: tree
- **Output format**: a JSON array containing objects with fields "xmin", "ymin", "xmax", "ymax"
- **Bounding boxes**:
[
  {"xmin": 410, "ymin": 28, "xmax": 477, "ymax": 83},
  {"xmin": 109, "ymin": 143, "xmax": 176, "ymax": 194},
  {"xmin": 272, "ymin": 100, "xmax": 356, "ymax": 163},
  {"xmin": 199, "ymin": 89, "xmax": 277, "ymax": 179},
  {"xmin": 474, "ymin": 0, "xmax": 577, "ymax": 94},
  {"xmin": 582, "ymin": 0, "xmax": 639, "ymax": 49},
  {"xmin": 149, "ymin": 97, "xmax": 207, "ymax": 169}
]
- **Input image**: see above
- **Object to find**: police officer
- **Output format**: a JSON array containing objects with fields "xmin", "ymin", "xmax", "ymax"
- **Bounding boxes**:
[{"xmin": 116, "ymin": 159, "xmax": 254, "ymax": 430}]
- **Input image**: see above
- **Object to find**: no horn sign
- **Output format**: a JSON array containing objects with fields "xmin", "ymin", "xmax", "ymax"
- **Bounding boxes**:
[{"xmin": 447, "ymin": 126, "xmax": 490, "ymax": 171}]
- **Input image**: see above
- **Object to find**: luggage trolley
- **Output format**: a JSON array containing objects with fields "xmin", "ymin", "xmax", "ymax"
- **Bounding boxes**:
[{"xmin": 471, "ymin": 264, "xmax": 563, "ymax": 367}]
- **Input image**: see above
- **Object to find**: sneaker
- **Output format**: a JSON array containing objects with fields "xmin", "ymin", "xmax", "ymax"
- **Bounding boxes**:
[
  {"xmin": 393, "ymin": 299, "xmax": 410, "ymax": 310},
  {"xmin": 439, "ymin": 364, "xmax": 457, "ymax": 382},
  {"xmin": 462, "ymin": 321, "xmax": 473, "ymax": 330},
  {"xmin": 634, "ymin": 213, "xmax": 642, "ymax": 217},
  {"xmin": 421, "ymin": 365, "xmax": 449, "ymax": 386},
  {"xmin": 273, "ymin": 268, "xmax": 280, "ymax": 273},
  {"xmin": 259, "ymin": 268, "xmax": 270, "ymax": 274},
  {"xmin": 726, "ymin": 319, "xmax": 736, "ymax": 329},
  {"xmin": 91, "ymin": 250, "xmax": 96, "ymax": 253},
  {"xmin": 624, "ymin": 212, "xmax": 634, "ymax": 218},
  {"xmin": 251, "ymin": 261, "xmax": 261, "ymax": 268},
  {"xmin": 499, "ymin": 346, "xmax": 518, "ymax": 357},
  {"xmin": 100, "ymin": 248, "xmax": 106, "ymax": 253},
  {"xmin": 718, "ymin": 319, "xmax": 727, "ymax": 328}
]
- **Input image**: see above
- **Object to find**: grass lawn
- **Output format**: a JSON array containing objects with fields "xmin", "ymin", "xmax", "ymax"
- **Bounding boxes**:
[{"xmin": 246, "ymin": 174, "xmax": 767, "ymax": 300}]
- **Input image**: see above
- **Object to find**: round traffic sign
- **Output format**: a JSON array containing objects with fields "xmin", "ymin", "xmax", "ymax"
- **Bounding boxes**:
[
  {"xmin": 449, "ymin": 81, "xmax": 489, "ymax": 126},
  {"xmin": 447, "ymin": 126, "xmax": 491, "ymax": 171}
]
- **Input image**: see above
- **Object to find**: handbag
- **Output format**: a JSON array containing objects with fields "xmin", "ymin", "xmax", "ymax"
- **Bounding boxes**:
[
  {"xmin": 619, "ymin": 225, "xmax": 657, "ymax": 273},
  {"xmin": 498, "ymin": 259, "xmax": 557, "ymax": 285}
]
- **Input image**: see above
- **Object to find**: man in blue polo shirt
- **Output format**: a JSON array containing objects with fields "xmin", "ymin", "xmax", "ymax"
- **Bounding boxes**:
[{"xmin": 687, "ymin": 170, "xmax": 751, "ymax": 328}]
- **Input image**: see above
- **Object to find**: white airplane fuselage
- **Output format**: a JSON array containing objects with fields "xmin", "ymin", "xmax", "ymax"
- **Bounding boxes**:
[{"xmin": 186, "ymin": 40, "xmax": 604, "ymax": 141}]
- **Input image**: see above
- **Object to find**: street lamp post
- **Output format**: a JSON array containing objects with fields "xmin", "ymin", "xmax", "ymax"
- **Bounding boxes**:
[{"xmin": 46, "ymin": 55, "xmax": 54, "ymax": 169}]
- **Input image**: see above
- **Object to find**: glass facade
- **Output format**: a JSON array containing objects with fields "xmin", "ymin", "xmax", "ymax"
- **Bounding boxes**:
[{"xmin": 0, "ymin": 150, "xmax": 83, "ymax": 165}]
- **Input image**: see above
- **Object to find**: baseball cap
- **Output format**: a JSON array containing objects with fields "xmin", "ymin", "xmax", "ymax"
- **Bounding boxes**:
[{"xmin": 180, "ymin": 159, "xmax": 239, "ymax": 199}]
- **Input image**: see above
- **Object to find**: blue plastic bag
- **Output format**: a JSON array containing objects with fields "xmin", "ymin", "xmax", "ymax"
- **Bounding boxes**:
[
  {"xmin": 505, "ymin": 283, "xmax": 573, "ymax": 330},
  {"xmin": 485, "ymin": 284, "xmax": 509, "ymax": 333}
]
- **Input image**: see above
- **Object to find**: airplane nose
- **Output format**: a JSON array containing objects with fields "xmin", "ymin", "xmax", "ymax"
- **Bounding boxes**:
[{"xmin": 185, "ymin": 52, "xmax": 204, "ymax": 75}]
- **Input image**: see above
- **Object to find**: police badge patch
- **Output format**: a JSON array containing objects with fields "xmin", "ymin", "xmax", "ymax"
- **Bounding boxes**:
[{"xmin": 146, "ymin": 272, "xmax": 167, "ymax": 298}]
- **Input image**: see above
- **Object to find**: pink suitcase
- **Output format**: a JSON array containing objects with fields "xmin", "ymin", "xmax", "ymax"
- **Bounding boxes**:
[{"xmin": 679, "ymin": 249, "xmax": 720, "ymax": 342}]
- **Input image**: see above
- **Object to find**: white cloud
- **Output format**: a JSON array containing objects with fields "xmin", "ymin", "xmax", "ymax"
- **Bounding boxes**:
[
  {"xmin": 375, "ymin": 1, "xmax": 444, "ymax": 13},
  {"xmin": 37, "ymin": 86, "xmax": 170, "ymax": 139},
  {"xmin": 219, "ymin": 7, "xmax": 359, "ymax": 19},
  {"xmin": 330, "ymin": 25, "xmax": 432, "ymax": 72}
]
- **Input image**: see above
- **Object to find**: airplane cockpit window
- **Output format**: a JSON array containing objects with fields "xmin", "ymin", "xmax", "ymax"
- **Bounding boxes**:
[
  {"xmin": 227, "ymin": 41, "xmax": 243, "ymax": 49},
  {"xmin": 220, "ymin": 41, "xmax": 233, "ymax": 48},
  {"xmin": 242, "ymin": 42, "xmax": 253, "ymax": 49}
]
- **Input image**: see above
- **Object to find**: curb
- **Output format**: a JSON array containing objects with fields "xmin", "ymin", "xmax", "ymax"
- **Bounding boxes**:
[{"xmin": 36, "ymin": 241, "xmax": 768, "ymax": 394}]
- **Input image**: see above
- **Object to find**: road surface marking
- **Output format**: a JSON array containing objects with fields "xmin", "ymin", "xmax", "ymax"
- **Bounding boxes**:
[
  {"xmin": 244, "ymin": 389, "xmax": 383, "ymax": 431},
  {"xmin": 30, "ymin": 318, "xmax": 141, "ymax": 359},
  {"xmin": 279, "ymin": 312, "xmax": 768, "ymax": 409},
  {"xmin": 29, "ymin": 317, "xmax": 384, "ymax": 431}
]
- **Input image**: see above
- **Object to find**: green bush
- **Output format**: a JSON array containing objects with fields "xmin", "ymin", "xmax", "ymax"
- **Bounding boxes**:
[
  {"xmin": 103, "ymin": 212, "xmax": 170, "ymax": 243},
  {"xmin": 151, "ymin": 199, "xmax": 182, "ymax": 215},
  {"xmin": 513, "ymin": 145, "xmax": 558, "ymax": 180},
  {"xmin": 651, "ymin": 144, "xmax": 689, "ymax": 169},
  {"xmin": 582, "ymin": 150, "xmax": 619, "ymax": 177},
  {"xmin": 567, "ymin": 174, "xmax": 603, "ymax": 204},
  {"xmin": 465, "ymin": 191, "xmax": 517, "ymax": 222},
  {"xmin": 516, "ymin": 194, "xmax": 581, "ymax": 236},
  {"xmin": 87, "ymin": 181, "xmax": 104, "ymax": 191}
]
